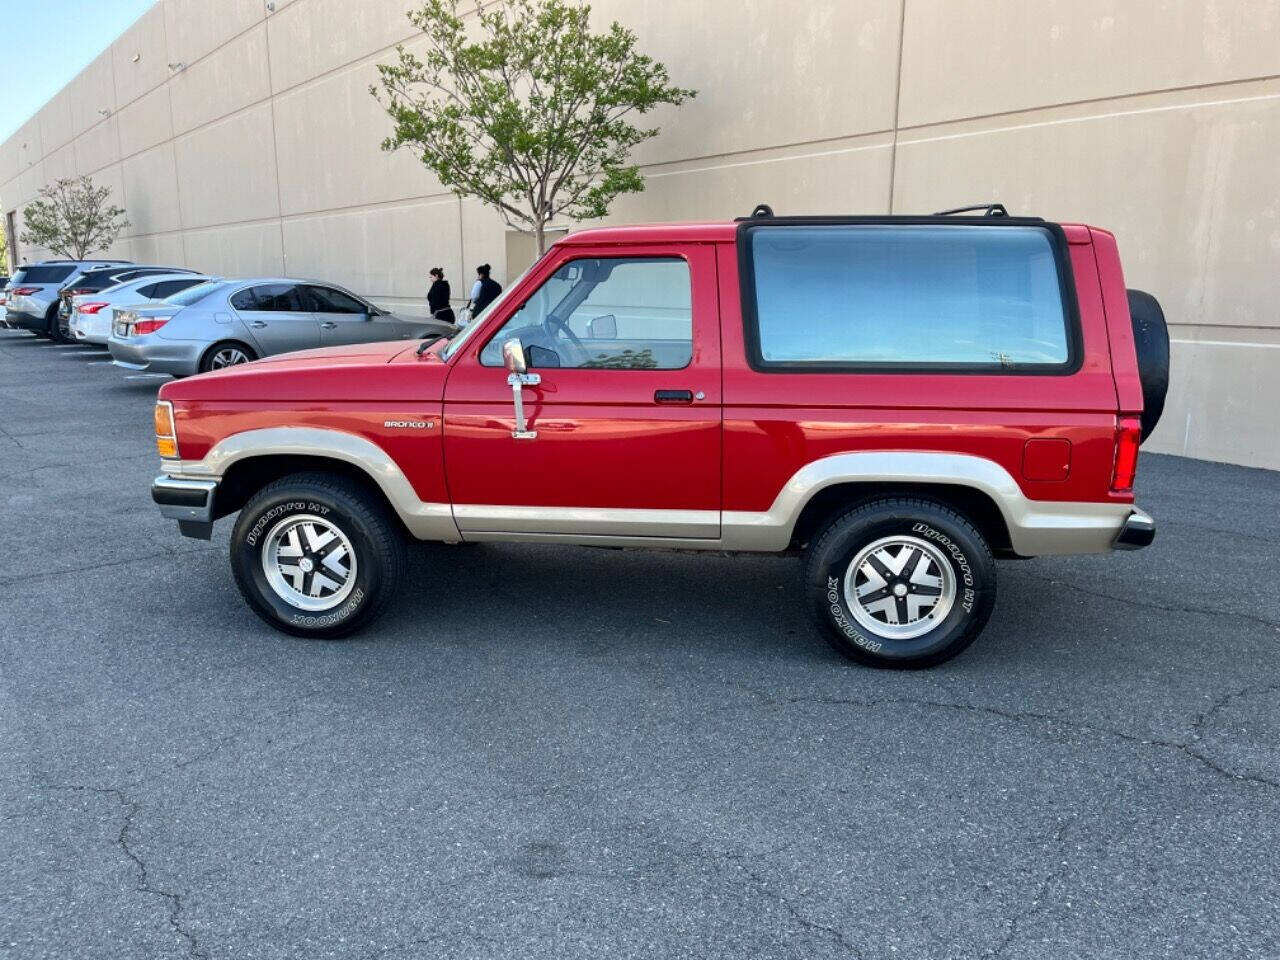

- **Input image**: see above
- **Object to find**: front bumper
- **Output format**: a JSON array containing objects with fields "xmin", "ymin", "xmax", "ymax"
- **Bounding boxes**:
[
  {"xmin": 152, "ymin": 475, "xmax": 219, "ymax": 539},
  {"xmin": 109, "ymin": 336, "xmax": 202, "ymax": 375},
  {"xmin": 1113, "ymin": 508, "xmax": 1156, "ymax": 550}
]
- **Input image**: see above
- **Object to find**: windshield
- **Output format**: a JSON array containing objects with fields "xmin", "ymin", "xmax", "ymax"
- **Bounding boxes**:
[
  {"xmin": 441, "ymin": 261, "xmax": 539, "ymax": 360},
  {"xmin": 166, "ymin": 280, "xmax": 228, "ymax": 306}
]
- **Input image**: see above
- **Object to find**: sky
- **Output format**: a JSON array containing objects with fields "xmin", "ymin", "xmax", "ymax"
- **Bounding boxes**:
[{"xmin": 0, "ymin": 0, "xmax": 156, "ymax": 142}]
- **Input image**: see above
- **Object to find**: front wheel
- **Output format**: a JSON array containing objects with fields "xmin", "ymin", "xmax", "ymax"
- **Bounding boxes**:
[
  {"xmin": 803, "ymin": 498, "xmax": 997, "ymax": 668},
  {"xmin": 230, "ymin": 473, "xmax": 405, "ymax": 638}
]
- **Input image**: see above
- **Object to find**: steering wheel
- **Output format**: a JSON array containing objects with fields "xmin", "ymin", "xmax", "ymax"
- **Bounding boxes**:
[{"xmin": 541, "ymin": 313, "xmax": 590, "ymax": 366}]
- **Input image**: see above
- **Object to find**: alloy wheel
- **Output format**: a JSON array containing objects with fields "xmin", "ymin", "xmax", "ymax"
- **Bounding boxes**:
[
  {"xmin": 842, "ymin": 535, "xmax": 956, "ymax": 640},
  {"xmin": 209, "ymin": 346, "xmax": 251, "ymax": 368},
  {"xmin": 261, "ymin": 514, "xmax": 358, "ymax": 611}
]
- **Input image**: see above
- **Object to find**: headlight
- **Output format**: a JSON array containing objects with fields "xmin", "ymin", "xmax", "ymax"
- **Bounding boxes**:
[{"xmin": 154, "ymin": 400, "xmax": 178, "ymax": 459}]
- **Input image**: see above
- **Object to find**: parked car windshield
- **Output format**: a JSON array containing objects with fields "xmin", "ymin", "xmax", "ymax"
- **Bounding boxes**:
[
  {"xmin": 11, "ymin": 265, "xmax": 76, "ymax": 284},
  {"xmin": 166, "ymin": 280, "xmax": 228, "ymax": 306}
]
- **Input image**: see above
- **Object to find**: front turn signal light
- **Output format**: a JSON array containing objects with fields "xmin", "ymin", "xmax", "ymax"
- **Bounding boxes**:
[{"xmin": 155, "ymin": 400, "xmax": 178, "ymax": 458}]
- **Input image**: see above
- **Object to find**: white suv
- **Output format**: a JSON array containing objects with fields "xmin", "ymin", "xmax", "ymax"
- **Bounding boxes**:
[{"xmin": 5, "ymin": 259, "xmax": 131, "ymax": 339}]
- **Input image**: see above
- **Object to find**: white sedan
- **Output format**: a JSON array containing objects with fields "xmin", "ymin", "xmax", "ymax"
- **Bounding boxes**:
[{"xmin": 70, "ymin": 273, "xmax": 209, "ymax": 344}]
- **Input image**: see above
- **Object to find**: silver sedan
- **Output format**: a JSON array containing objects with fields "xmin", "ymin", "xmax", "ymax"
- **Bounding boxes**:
[{"xmin": 107, "ymin": 277, "xmax": 457, "ymax": 375}]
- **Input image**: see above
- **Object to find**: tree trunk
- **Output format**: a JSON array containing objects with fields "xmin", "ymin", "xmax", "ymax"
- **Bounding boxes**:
[{"xmin": 533, "ymin": 219, "xmax": 546, "ymax": 257}]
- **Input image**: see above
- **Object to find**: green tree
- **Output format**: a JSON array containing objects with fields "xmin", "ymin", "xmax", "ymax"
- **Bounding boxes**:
[
  {"xmin": 19, "ymin": 176, "xmax": 129, "ymax": 260},
  {"xmin": 372, "ymin": 0, "xmax": 694, "ymax": 255}
]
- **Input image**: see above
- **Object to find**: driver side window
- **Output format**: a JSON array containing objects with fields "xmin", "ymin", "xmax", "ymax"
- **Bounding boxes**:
[{"xmin": 479, "ymin": 257, "xmax": 692, "ymax": 370}]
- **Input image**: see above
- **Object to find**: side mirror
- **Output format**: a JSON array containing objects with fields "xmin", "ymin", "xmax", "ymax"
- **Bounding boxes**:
[
  {"xmin": 586, "ymin": 314, "xmax": 617, "ymax": 339},
  {"xmin": 502, "ymin": 338, "xmax": 527, "ymax": 375}
]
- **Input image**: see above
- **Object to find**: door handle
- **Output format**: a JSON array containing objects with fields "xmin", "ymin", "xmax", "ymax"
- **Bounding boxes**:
[
  {"xmin": 320, "ymin": 321, "xmax": 337, "ymax": 329},
  {"xmin": 654, "ymin": 389, "xmax": 694, "ymax": 404},
  {"xmin": 249, "ymin": 320, "xmax": 267, "ymax": 328}
]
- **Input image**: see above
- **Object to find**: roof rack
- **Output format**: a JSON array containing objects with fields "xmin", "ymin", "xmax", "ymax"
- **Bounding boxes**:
[
  {"xmin": 735, "ymin": 203, "xmax": 775, "ymax": 222},
  {"xmin": 932, "ymin": 203, "xmax": 1009, "ymax": 218}
]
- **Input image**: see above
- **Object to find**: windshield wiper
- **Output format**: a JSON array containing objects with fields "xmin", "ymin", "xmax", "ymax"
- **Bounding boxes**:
[{"xmin": 416, "ymin": 334, "xmax": 445, "ymax": 356}]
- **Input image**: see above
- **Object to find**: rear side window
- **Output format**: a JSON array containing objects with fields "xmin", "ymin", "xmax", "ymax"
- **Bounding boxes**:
[
  {"xmin": 136, "ymin": 283, "xmax": 159, "ymax": 298},
  {"xmin": 239, "ymin": 283, "xmax": 301, "ymax": 311},
  {"xmin": 13, "ymin": 265, "xmax": 75, "ymax": 284},
  {"xmin": 744, "ymin": 225, "xmax": 1073, "ymax": 371}
]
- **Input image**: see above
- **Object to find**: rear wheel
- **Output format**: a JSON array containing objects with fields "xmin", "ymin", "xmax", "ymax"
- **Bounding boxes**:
[
  {"xmin": 42, "ymin": 304, "xmax": 62, "ymax": 341},
  {"xmin": 200, "ymin": 340, "xmax": 257, "ymax": 373},
  {"xmin": 804, "ymin": 497, "xmax": 996, "ymax": 668},
  {"xmin": 230, "ymin": 473, "xmax": 405, "ymax": 638}
]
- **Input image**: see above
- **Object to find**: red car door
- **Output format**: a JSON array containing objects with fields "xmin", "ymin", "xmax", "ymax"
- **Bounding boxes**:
[{"xmin": 442, "ymin": 242, "xmax": 722, "ymax": 541}]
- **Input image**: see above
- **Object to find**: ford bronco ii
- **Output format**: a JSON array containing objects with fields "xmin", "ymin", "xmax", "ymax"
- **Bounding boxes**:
[{"xmin": 150, "ymin": 205, "xmax": 1167, "ymax": 667}]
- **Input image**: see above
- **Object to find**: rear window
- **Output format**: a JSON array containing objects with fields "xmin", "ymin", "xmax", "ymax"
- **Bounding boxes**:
[
  {"xmin": 12, "ymin": 265, "xmax": 76, "ymax": 284},
  {"xmin": 744, "ymin": 224, "xmax": 1073, "ymax": 371},
  {"xmin": 167, "ymin": 280, "xmax": 227, "ymax": 306}
]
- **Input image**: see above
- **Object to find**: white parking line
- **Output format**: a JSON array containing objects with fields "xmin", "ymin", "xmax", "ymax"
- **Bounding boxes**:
[
  {"xmin": 123, "ymin": 374, "xmax": 169, "ymax": 380},
  {"xmin": 87, "ymin": 360, "xmax": 115, "ymax": 365}
]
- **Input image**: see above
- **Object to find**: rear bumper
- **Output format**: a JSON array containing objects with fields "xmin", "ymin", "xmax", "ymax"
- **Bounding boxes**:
[
  {"xmin": 7, "ymin": 309, "xmax": 49, "ymax": 333},
  {"xmin": 72, "ymin": 311, "xmax": 113, "ymax": 344},
  {"xmin": 152, "ymin": 475, "xmax": 218, "ymax": 539},
  {"xmin": 109, "ymin": 336, "xmax": 202, "ymax": 375},
  {"xmin": 1113, "ymin": 508, "xmax": 1156, "ymax": 550}
]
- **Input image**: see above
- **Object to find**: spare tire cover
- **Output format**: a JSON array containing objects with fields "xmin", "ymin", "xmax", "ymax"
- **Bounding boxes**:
[{"xmin": 1126, "ymin": 289, "xmax": 1169, "ymax": 443}]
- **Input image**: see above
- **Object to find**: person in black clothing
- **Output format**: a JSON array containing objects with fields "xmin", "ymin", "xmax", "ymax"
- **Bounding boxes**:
[
  {"xmin": 467, "ymin": 263, "xmax": 502, "ymax": 319},
  {"xmin": 426, "ymin": 267, "xmax": 455, "ymax": 323}
]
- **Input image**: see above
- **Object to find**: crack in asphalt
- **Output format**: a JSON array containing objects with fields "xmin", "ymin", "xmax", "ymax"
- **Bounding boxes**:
[
  {"xmin": 41, "ymin": 781, "xmax": 206, "ymax": 959},
  {"xmin": 1163, "ymin": 517, "xmax": 1278, "ymax": 546},
  {"xmin": 982, "ymin": 818, "xmax": 1076, "ymax": 959},
  {"xmin": 1015, "ymin": 570, "xmax": 1280, "ymax": 633},
  {"xmin": 0, "ymin": 421, "xmax": 26, "ymax": 449},
  {"xmin": 779, "ymin": 690, "xmax": 1280, "ymax": 792},
  {"xmin": 0, "ymin": 451, "xmax": 158, "ymax": 483},
  {"xmin": 0, "ymin": 547, "xmax": 210, "ymax": 587},
  {"xmin": 358, "ymin": 927, "xmax": 498, "ymax": 960},
  {"xmin": 722, "ymin": 839, "xmax": 865, "ymax": 958}
]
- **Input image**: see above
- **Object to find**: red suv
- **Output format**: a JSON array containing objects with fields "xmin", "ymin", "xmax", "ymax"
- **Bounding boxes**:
[{"xmin": 150, "ymin": 205, "xmax": 1167, "ymax": 668}]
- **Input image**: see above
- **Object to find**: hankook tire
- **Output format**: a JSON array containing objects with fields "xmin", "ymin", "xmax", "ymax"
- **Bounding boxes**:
[
  {"xmin": 804, "ymin": 497, "xmax": 996, "ymax": 668},
  {"xmin": 230, "ymin": 472, "xmax": 405, "ymax": 638}
]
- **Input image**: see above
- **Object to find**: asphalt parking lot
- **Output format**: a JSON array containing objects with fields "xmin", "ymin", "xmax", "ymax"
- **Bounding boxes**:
[{"xmin": 1, "ymin": 329, "xmax": 1278, "ymax": 960}]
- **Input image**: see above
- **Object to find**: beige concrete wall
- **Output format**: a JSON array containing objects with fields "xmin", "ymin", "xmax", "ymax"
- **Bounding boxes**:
[{"xmin": 2, "ymin": 0, "xmax": 1278, "ymax": 469}]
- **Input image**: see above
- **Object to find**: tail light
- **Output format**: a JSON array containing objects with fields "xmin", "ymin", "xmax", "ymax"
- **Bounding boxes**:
[
  {"xmin": 78, "ymin": 302, "xmax": 110, "ymax": 315},
  {"xmin": 1111, "ymin": 417, "xmax": 1142, "ymax": 492},
  {"xmin": 154, "ymin": 400, "xmax": 178, "ymax": 459},
  {"xmin": 11, "ymin": 286, "xmax": 38, "ymax": 296},
  {"xmin": 134, "ymin": 316, "xmax": 171, "ymax": 335}
]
